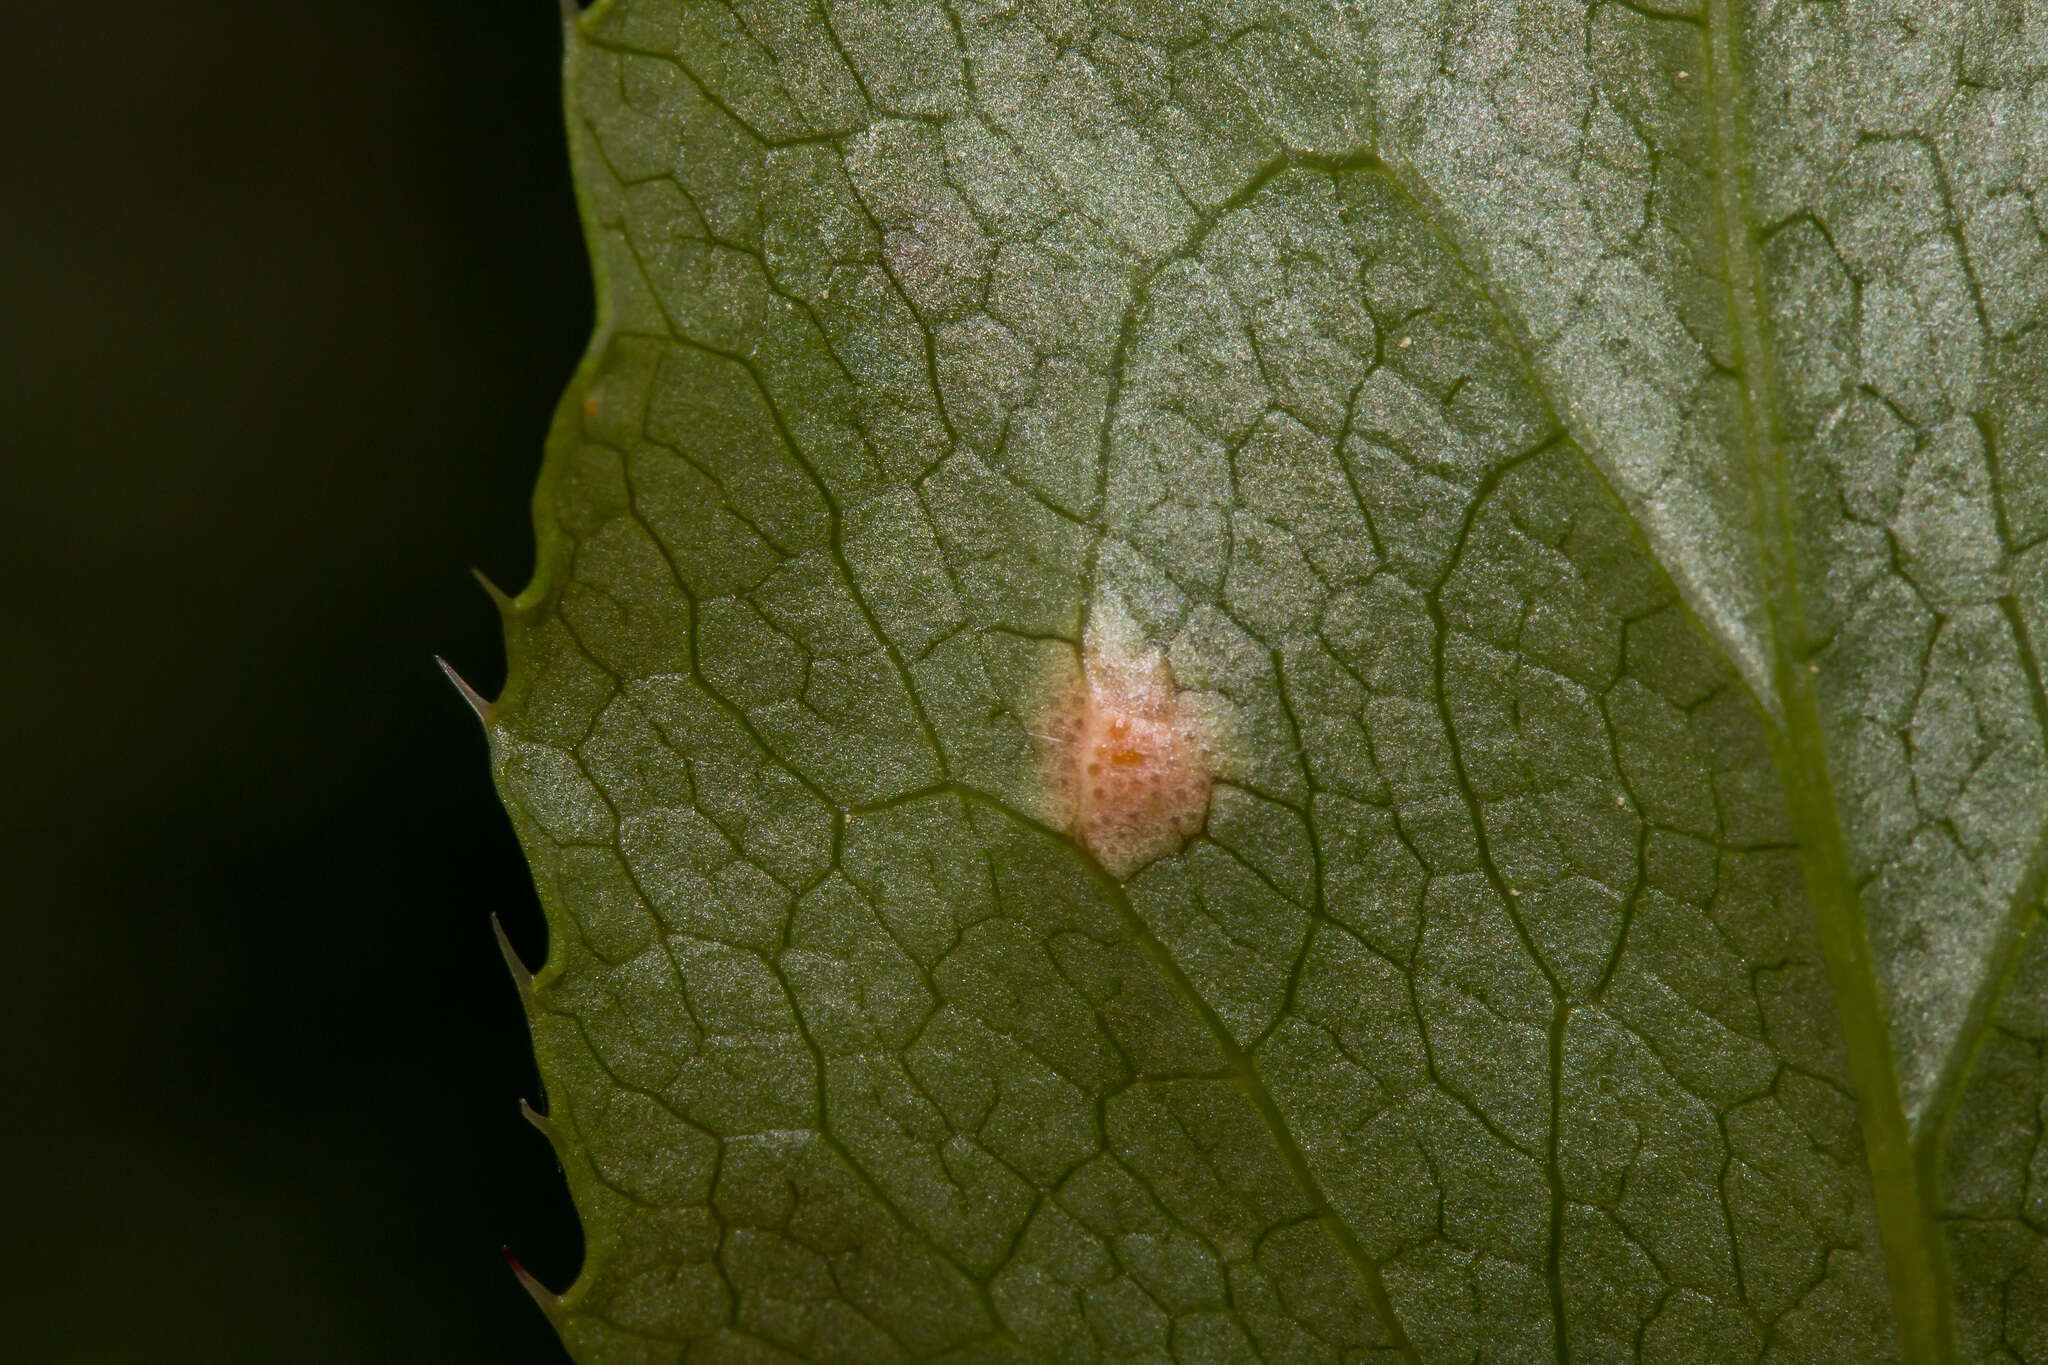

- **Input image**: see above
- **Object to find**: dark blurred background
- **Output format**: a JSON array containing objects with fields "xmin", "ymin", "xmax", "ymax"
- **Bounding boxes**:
[{"xmin": 3, "ymin": 2, "xmax": 591, "ymax": 1359}]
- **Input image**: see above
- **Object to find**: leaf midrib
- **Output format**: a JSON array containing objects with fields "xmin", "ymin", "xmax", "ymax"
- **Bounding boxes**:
[{"xmin": 1701, "ymin": 1, "xmax": 1951, "ymax": 1359}]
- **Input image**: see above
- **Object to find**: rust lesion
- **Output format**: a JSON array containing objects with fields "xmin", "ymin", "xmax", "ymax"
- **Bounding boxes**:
[{"xmin": 1039, "ymin": 598, "xmax": 1213, "ymax": 879}]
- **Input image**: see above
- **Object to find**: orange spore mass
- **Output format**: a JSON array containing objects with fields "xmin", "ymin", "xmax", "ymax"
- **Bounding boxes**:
[{"xmin": 1043, "ymin": 622, "xmax": 1211, "ymax": 878}]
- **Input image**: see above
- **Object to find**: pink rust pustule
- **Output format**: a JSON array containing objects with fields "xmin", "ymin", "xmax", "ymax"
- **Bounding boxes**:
[{"xmin": 1039, "ymin": 602, "xmax": 1214, "ymax": 879}]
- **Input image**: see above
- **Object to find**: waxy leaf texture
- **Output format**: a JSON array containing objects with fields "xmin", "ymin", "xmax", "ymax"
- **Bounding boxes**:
[{"xmin": 480, "ymin": 1, "xmax": 2048, "ymax": 1360}]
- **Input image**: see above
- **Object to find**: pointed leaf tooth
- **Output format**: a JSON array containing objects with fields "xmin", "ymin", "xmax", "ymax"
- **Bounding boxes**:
[
  {"xmin": 502, "ymin": 1245, "xmax": 562, "ymax": 1318},
  {"xmin": 520, "ymin": 1098, "xmax": 570, "ymax": 1160},
  {"xmin": 471, "ymin": 566, "xmax": 514, "ymax": 613},
  {"xmin": 435, "ymin": 655, "xmax": 492, "ymax": 725},
  {"xmin": 492, "ymin": 913, "xmax": 535, "ymax": 995}
]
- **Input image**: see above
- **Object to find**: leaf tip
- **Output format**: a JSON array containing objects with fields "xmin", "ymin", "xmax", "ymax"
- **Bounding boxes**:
[{"xmin": 435, "ymin": 655, "xmax": 493, "ymax": 726}]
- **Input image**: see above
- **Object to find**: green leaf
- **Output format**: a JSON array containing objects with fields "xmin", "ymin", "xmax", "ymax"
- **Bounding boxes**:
[{"xmin": 479, "ymin": 1, "xmax": 2048, "ymax": 1359}]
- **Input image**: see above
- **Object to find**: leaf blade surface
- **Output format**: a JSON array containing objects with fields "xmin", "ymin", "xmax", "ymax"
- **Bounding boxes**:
[{"xmin": 485, "ymin": 2, "xmax": 2048, "ymax": 1359}]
